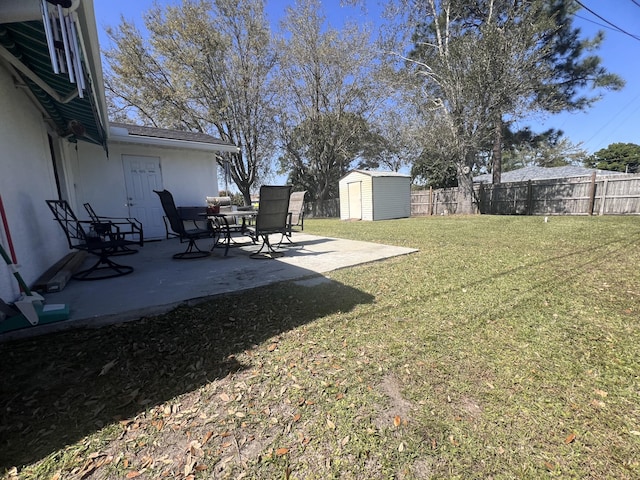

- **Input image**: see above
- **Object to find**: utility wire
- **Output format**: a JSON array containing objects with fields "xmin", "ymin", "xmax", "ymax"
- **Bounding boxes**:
[
  {"xmin": 574, "ymin": 14, "xmax": 618, "ymax": 33},
  {"xmin": 574, "ymin": 0, "xmax": 640, "ymax": 41}
]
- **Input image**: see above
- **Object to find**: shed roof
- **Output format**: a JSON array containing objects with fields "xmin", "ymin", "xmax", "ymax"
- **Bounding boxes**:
[
  {"xmin": 340, "ymin": 169, "xmax": 411, "ymax": 180},
  {"xmin": 473, "ymin": 165, "xmax": 626, "ymax": 183}
]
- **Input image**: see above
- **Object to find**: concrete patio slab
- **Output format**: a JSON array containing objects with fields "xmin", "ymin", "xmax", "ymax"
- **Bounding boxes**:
[{"xmin": 1, "ymin": 233, "xmax": 417, "ymax": 340}]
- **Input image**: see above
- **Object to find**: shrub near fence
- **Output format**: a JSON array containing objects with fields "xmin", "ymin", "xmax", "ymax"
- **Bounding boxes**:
[{"xmin": 411, "ymin": 173, "xmax": 640, "ymax": 216}]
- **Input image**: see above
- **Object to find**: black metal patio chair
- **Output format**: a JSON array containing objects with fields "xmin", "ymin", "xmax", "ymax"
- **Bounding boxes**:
[
  {"xmin": 153, "ymin": 189, "xmax": 213, "ymax": 259},
  {"xmin": 46, "ymin": 200, "xmax": 134, "ymax": 280},
  {"xmin": 83, "ymin": 203, "xmax": 143, "ymax": 255},
  {"xmin": 244, "ymin": 185, "xmax": 292, "ymax": 258}
]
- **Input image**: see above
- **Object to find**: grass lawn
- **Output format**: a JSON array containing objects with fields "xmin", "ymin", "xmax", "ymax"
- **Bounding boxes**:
[{"xmin": 1, "ymin": 215, "xmax": 639, "ymax": 479}]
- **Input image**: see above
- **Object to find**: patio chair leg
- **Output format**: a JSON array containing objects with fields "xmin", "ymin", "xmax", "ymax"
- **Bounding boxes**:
[
  {"xmin": 173, "ymin": 239, "xmax": 211, "ymax": 259},
  {"xmin": 250, "ymin": 234, "xmax": 284, "ymax": 259},
  {"xmin": 278, "ymin": 231, "xmax": 294, "ymax": 247},
  {"xmin": 73, "ymin": 255, "xmax": 134, "ymax": 280},
  {"xmin": 107, "ymin": 244, "xmax": 139, "ymax": 256},
  {"xmin": 209, "ymin": 222, "xmax": 230, "ymax": 257}
]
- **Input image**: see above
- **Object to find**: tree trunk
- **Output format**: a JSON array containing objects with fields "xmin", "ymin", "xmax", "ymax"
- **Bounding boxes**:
[
  {"xmin": 492, "ymin": 117, "xmax": 502, "ymax": 185},
  {"xmin": 456, "ymin": 152, "xmax": 477, "ymax": 215},
  {"xmin": 456, "ymin": 174, "xmax": 475, "ymax": 214},
  {"xmin": 241, "ymin": 190, "xmax": 252, "ymax": 207}
]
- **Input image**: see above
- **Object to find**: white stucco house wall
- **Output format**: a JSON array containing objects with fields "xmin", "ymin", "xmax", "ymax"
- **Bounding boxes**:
[
  {"xmin": 339, "ymin": 170, "xmax": 411, "ymax": 221},
  {"xmin": 0, "ymin": 0, "xmax": 238, "ymax": 304}
]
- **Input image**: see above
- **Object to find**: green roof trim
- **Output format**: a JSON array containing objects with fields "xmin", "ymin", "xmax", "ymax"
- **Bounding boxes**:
[{"xmin": 0, "ymin": 20, "xmax": 106, "ymax": 148}]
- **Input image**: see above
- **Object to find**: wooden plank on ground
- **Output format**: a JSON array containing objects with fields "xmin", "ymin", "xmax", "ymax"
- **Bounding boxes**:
[
  {"xmin": 33, "ymin": 251, "xmax": 87, "ymax": 292},
  {"xmin": 32, "ymin": 252, "xmax": 77, "ymax": 291}
]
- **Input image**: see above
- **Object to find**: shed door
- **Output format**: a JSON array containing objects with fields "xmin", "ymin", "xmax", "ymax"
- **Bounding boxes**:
[
  {"xmin": 122, "ymin": 155, "xmax": 165, "ymax": 239},
  {"xmin": 348, "ymin": 181, "xmax": 362, "ymax": 220}
]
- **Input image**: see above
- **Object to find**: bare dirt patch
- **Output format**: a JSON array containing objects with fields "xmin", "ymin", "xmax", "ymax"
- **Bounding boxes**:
[{"xmin": 374, "ymin": 374, "xmax": 415, "ymax": 430}]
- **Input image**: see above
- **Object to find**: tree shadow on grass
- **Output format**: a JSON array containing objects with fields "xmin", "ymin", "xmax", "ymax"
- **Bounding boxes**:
[{"xmin": 0, "ymin": 278, "xmax": 373, "ymax": 471}]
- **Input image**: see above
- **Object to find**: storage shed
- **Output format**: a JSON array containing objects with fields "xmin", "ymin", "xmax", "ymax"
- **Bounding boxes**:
[{"xmin": 339, "ymin": 170, "xmax": 411, "ymax": 221}]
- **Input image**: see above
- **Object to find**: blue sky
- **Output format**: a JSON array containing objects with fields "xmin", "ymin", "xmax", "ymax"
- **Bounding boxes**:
[{"xmin": 93, "ymin": 0, "xmax": 640, "ymax": 155}]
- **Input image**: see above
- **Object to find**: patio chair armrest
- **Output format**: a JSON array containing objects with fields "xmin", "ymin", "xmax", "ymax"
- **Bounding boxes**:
[{"xmin": 185, "ymin": 219, "xmax": 212, "ymax": 231}]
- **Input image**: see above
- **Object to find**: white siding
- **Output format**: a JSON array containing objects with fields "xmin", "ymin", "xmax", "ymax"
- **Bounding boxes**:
[
  {"xmin": 0, "ymin": 64, "xmax": 71, "ymax": 302},
  {"xmin": 75, "ymin": 142, "xmax": 218, "ymax": 209},
  {"xmin": 339, "ymin": 171, "xmax": 373, "ymax": 220},
  {"xmin": 339, "ymin": 170, "xmax": 411, "ymax": 221},
  {"xmin": 1, "ymin": 58, "xmax": 221, "ymax": 301},
  {"xmin": 371, "ymin": 176, "xmax": 411, "ymax": 220},
  {"xmin": 74, "ymin": 140, "xmax": 218, "ymax": 238}
]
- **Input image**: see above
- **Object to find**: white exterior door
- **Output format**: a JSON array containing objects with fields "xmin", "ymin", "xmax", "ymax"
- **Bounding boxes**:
[
  {"xmin": 122, "ymin": 155, "xmax": 165, "ymax": 239},
  {"xmin": 348, "ymin": 181, "xmax": 362, "ymax": 220}
]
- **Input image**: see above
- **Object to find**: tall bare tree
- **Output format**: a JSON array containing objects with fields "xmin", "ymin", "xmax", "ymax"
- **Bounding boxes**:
[
  {"xmin": 275, "ymin": 0, "xmax": 391, "ymax": 210},
  {"xmin": 103, "ymin": 0, "xmax": 277, "ymax": 205}
]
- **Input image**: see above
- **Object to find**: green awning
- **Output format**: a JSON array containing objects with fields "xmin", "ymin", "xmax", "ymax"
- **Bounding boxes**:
[{"xmin": 0, "ymin": 20, "xmax": 106, "ymax": 147}]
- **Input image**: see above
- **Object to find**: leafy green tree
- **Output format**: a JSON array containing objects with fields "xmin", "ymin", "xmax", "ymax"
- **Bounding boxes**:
[
  {"xmin": 413, "ymin": 123, "xmax": 587, "ymax": 186},
  {"xmin": 411, "ymin": 152, "xmax": 458, "ymax": 189},
  {"xmin": 410, "ymin": 117, "xmax": 462, "ymax": 188},
  {"xmin": 585, "ymin": 143, "xmax": 640, "ymax": 173},
  {"xmin": 275, "ymin": 0, "xmax": 390, "ymax": 210},
  {"xmin": 279, "ymin": 112, "xmax": 372, "ymax": 210},
  {"xmin": 500, "ymin": 127, "xmax": 587, "ymax": 170},
  {"xmin": 397, "ymin": 0, "xmax": 623, "ymax": 212},
  {"xmin": 359, "ymin": 108, "xmax": 423, "ymax": 173},
  {"xmin": 103, "ymin": 0, "xmax": 277, "ymax": 205}
]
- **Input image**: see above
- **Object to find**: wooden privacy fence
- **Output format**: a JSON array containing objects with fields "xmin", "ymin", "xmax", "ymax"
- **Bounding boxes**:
[
  {"xmin": 306, "ymin": 198, "xmax": 340, "ymax": 218},
  {"xmin": 411, "ymin": 173, "xmax": 640, "ymax": 216},
  {"xmin": 411, "ymin": 187, "xmax": 460, "ymax": 216}
]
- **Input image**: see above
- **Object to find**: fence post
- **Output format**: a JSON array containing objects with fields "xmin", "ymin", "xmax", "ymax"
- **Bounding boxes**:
[
  {"xmin": 598, "ymin": 177, "xmax": 609, "ymax": 216},
  {"xmin": 428, "ymin": 186, "xmax": 433, "ymax": 215},
  {"xmin": 587, "ymin": 171, "xmax": 597, "ymax": 215},
  {"xmin": 489, "ymin": 184, "xmax": 494, "ymax": 214}
]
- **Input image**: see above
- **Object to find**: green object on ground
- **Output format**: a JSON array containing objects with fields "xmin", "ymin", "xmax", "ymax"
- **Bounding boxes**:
[{"xmin": 0, "ymin": 303, "xmax": 71, "ymax": 334}]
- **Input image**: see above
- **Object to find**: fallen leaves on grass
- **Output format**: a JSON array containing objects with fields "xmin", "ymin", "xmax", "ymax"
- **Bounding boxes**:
[
  {"xmin": 202, "ymin": 430, "xmax": 214, "ymax": 445},
  {"xmin": 99, "ymin": 359, "xmax": 117, "ymax": 376},
  {"xmin": 73, "ymin": 453, "xmax": 114, "ymax": 478},
  {"xmin": 565, "ymin": 433, "xmax": 576, "ymax": 444}
]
